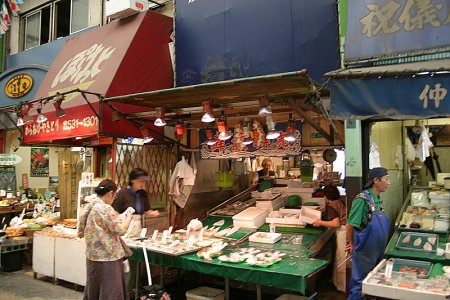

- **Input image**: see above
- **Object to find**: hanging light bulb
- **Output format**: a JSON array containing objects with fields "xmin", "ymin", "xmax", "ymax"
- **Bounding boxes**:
[
  {"xmin": 154, "ymin": 107, "xmax": 167, "ymax": 127},
  {"xmin": 16, "ymin": 111, "xmax": 24, "ymax": 127},
  {"xmin": 266, "ymin": 115, "xmax": 280, "ymax": 140},
  {"xmin": 36, "ymin": 106, "xmax": 48, "ymax": 123},
  {"xmin": 53, "ymin": 93, "xmax": 66, "ymax": 118},
  {"xmin": 206, "ymin": 126, "xmax": 218, "ymax": 145},
  {"xmin": 258, "ymin": 96, "xmax": 272, "ymax": 116},
  {"xmin": 140, "ymin": 126, "xmax": 153, "ymax": 143},
  {"xmin": 242, "ymin": 121, "xmax": 253, "ymax": 145},
  {"xmin": 216, "ymin": 115, "xmax": 232, "ymax": 141},
  {"xmin": 284, "ymin": 120, "xmax": 297, "ymax": 142},
  {"xmin": 201, "ymin": 99, "xmax": 215, "ymax": 123}
]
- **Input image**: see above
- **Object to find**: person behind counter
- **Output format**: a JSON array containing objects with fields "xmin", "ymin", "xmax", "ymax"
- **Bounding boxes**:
[
  {"xmin": 346, "ymin": 167, "xmax": 390, "ymax": 300},
  {"xmin": 78, "ymin": 179, "xmax": 132, "ymax": 300},
  {"xmin": 312, "ymin": 184, "xmax": 347, "ymax": 293},
  {"xmin": 113, "ymin": 168, "xmax": 160, "ymax": 238},
  {"xmin": 251, "ymin": 158, "xmax": 276, "ymax": 191}
]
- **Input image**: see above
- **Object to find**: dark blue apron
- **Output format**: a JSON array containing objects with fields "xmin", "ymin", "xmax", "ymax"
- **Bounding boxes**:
[{"xmin": 348, "ymin": 191, "xmax": 390, "ymax": 300}]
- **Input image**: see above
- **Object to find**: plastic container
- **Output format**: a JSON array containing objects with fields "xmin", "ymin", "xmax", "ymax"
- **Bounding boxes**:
[
  {"xmin": 1, "ymin": 250, "xmax": 24, "ymax": 272},
  {"xmin": 300, "ymin": 166, "xmax": 313, "ymax": 182},
  {"xmin": 215, "ymin": 172, "xmax": 235, "ymax": 188},
  {"xmin": 186, "ymin": 286, "xmax": 225, "ymax": 300}
]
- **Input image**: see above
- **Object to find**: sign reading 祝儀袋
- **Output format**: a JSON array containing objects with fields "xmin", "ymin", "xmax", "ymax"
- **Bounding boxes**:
[{"xmin": 345, "ymin": 0, "xmax": 450, "ymax": 61}]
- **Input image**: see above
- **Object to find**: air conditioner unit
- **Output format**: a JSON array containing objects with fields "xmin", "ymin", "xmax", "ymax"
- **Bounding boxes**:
[{"xmin": 105, "ymin": 0, "xmax": 149, "ymax": 20}]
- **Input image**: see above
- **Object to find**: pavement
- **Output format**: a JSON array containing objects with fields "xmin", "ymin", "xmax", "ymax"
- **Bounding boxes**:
[
  {"xmin": 0, "ymin": 267, "xmax": 347, "ymax": 300},
  {"xmin": 0, "ymin": 268, "xmax": 83, "ymax": 300}
]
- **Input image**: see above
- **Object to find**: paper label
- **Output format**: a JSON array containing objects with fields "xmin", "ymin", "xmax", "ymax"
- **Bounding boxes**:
[
  {"xmin": 162, "ymin": 230, "xmax": 168, "ymax": 242},
  {"xmin": 168, "ymin": 226, "xmax": 173, "ymax": 235},
  {"xmin": 151, "ymin": 230, "xmax": 158, "ymax": 241},
  {"xmin": 384, "ymin": 261, "xmax": 393, "ymax": 279},
  {"xmin": 139, "ymin": 228, "xmax": 147, "ymax": 239},
  {"xmin": 187, "ymin": 235, "xmax": 195, "ymax": 248},
  {"xmin": 199, "ymin": 228, "xmax": 205, "ymax": 240}
]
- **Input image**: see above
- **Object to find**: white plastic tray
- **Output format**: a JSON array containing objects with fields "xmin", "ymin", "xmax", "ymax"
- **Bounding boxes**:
[{"xmin": 249, "ymin": 232, "xmax": 282, "ymax": 244}]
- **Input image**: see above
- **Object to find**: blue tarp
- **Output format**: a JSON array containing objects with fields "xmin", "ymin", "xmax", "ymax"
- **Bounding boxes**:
[{"xmin": 175, "ymin": 0, "xmax": 340, "ymax": 86}]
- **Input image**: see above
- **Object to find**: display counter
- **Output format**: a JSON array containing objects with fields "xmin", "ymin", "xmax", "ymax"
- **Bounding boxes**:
[{"xmin": 363, "ymin": 186, "xmax": 449, "ymax": 299}]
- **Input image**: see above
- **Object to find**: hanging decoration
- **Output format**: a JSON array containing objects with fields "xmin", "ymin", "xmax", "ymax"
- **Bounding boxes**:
[
  {"xmin": 0, "ymin": 0, "xmax": 23, "ymax": 35},
  {"xmin": 199, "ymin": 120, "xmax": 302, "ymax": 159}
]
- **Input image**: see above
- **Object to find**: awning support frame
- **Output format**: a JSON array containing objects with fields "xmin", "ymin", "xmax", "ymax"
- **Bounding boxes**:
[{"xmin": 287, "ymin": 98, "xmax": 333, "ymax": 143}]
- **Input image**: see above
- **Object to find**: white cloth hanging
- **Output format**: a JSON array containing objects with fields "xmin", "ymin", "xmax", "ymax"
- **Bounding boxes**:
[
  {"xmin": 416, "ymin": 126, "xmax": 433, "ymax": 162},
  {"xmin": 169, "ymin": 155, "xmax": 196, "ymax": 208},
  {"xmin": 405, "ymin": 137, "xmax": 416, "ymax": 162},
  {"xmin": 369, "ymin": 142, "xmax": 381, "ymax": 169}
]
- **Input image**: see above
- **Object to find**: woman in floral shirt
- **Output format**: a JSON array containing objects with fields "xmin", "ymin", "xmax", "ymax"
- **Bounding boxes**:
[{"xmin": 78, "ymin": 179, "xmax": 132, "ymax": 300}]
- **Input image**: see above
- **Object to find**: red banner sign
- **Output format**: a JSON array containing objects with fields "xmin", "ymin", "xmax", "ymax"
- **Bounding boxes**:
[{"xmin": 23, "ymin": 105, "xmax": 98, "ymax": 144}]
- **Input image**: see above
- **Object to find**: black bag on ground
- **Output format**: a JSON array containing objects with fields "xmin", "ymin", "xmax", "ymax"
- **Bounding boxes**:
[{"xmin": 138, "ymin": 284, "xmax": 170, "ymax": 300}]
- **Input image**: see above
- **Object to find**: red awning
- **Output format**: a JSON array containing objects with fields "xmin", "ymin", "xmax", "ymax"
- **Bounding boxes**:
[{"xmin": 23, "ymin": 11, "xmax": 173, "ymax": 144}]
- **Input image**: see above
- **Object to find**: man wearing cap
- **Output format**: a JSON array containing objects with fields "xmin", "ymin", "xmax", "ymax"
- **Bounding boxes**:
[
  {"xmin": 113, "ymin": 168, "xmax": 160, "ymax": 238},
  {"xmin": 346, "ymin": 167, "xmax": 390, "ymax": 300}
]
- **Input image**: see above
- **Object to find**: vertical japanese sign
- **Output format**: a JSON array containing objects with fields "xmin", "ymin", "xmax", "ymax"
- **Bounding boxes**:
[
  {"xmin": 30, "ymin": 148, "xmax": 49, "ymax": 177},
  {"xmin": 345, "ymin": 0, "xmax": 450, "ymax": 61}
]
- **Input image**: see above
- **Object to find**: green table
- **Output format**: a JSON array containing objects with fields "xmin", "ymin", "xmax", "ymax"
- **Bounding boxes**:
[
  {"xmin": 129, "ymin": 232, "xmax": 329, "ymax": 298},
  {"xmin": 385, "ymin": 232, "xmax": 449, "ymax": 264}
]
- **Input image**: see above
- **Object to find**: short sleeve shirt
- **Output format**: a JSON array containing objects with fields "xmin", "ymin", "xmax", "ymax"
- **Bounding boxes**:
[{"xmin": 347, "ymin": 188, "xmax": 382, "ymax": 230}]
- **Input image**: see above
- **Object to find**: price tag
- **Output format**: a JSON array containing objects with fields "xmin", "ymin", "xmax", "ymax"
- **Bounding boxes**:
[
  {"xmin": 384, "ymin": 261, "xmax": 393, "ymax": 279},
  {"xmin": 3, "ymin": 224, "xmax": 7, "ymax": 230},
  {"xmin": 139, "ymin": 228, "xmax": 147, "ymax": 239},
  {"xmin": 151, "ymin": 230, "xmax": 158, "ymax": 241},
  {"xmin": 1, "ymin": 217, "xmax": 5, "ymax": 224},
  {"xmin": 199, "ymin": 228, "xmax": 205, "ymax": 240},
  {"xmin": 168, "ymin": 226, "xmax": 173, "ymax": 235},
  {"xmin": 162, "ymin": 230, "xmax": 168, "ymax": 242},
  {"xmin": 26, "ymin": 204, "xmax": 29, "ymax": 210},
  {"xmin": 187, "ymin": 235, "xmax": 195, "ymax": 248}
]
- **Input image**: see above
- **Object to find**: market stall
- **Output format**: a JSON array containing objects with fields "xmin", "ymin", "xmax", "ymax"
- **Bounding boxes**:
[{"xmin": 360, "ymin": 185, "xmax": 449, "ymax": 299}]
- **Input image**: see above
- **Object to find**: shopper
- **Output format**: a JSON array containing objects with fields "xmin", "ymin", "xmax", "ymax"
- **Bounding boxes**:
[
  {"xmin": 113, "ymin": 168, "xmax": 160, "ymax": 238},
  {"xmin": 78, "ymin": 179, "xmax": 132, "ymax": 300},
  {"xmin": 346, "ymin": 167, "xmax": 390, "ymax": 300},
  {"xmin": 312, "ymin": 184, "xmax": 347, "ymax": 292}
]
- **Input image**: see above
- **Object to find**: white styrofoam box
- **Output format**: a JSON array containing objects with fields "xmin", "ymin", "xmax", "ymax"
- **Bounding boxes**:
[
  {"xmin": 249, "ymin": 232, "xmax": 282, "ymax": 244},
  {"xmin": 105, "ymin": 0, "xmax": 148, "ymax": 20},
  {"xmin": 186, "ymin": 286, "xmax": 225, "ymax": 300},
  {"xmin": 437, "ymin": 173, "xmax": 450, "ymax": 185},
  {"xmin": 445, "ymin": 243, "xmax": 450, "ymax": 260},
  {"xmin": 429, "ymin": 190, "xmax": 450, "ymax": 200},
  {"xmin": 266, "ymin": 208, "xmax": 305, "ymax": 226},
  {"xmin": 300, "ymin": 207, "xmax": 321, "ymax": 224},
  {"xmin": 256, "ymin": 196, "xmax": 285, "ymax": 212},
  {"xmin": 233, "ymin": 207, "xmax": 269, "ymax": 229}
]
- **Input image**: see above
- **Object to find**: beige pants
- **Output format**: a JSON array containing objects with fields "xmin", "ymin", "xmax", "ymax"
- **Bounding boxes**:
[{"xmin": 333, "ymin": 225, "xmax": 347, "ymax": 292}]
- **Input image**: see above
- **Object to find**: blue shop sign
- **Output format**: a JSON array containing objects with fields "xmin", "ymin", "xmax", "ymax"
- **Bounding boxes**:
[
  {"xmin": 345, "ymin": 0, "xmax": 450, "ymax": 61},
  {"xmin": 330, "ymin": 74, "xmax": 450, "ymax": 119}
]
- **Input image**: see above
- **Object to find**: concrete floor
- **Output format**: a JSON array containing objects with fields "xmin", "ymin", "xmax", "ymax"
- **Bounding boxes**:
[
  {"xmin": 0, "ymin": 268, "xmax": 83, "ymax": 300},
  {"xmin": 0, "ymin": 267, "xmax": 347, "ymax": 300}
]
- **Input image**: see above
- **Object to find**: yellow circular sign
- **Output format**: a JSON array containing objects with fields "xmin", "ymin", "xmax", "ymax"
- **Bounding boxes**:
[{"xmin": 4, "ymin": 74, "xmax": 33, "ymax": 98}]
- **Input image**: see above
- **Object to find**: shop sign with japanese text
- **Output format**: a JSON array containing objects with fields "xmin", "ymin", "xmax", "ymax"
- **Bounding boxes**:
[
  {"xmin": 22, "ymin": 105, "xmax": 98, "ymax": 144},
  {"xmin": 345, "ymin": 0, "xmax": 450, "ymax": 61},
  {"xmin": 4, "ymin": 74, "xmax": 33, "ymax": 98},
  {"xmin": 330, "ymin": 74, "xmax": 450, "ymax": 119},
  {"xmin": 199, "ymin": 121, "xmax": 302, "ymax": 159},
  {"xmin": 0, "ymin": 154, "xmax": 22, "ymax": 165}
]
